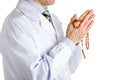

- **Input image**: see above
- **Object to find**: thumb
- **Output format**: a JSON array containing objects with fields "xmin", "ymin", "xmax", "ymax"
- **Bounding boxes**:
[{"xmin": 70, "ymin": 14, "xmax": 77, "ymax": 23}]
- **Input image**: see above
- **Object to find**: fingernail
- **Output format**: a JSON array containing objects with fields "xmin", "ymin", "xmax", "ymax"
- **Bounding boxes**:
[
  {"xmin": 91, "ymin": 9, "xmax": 93, "ymax": 11},
  {"xmin": 73, "ymin": 13, "xmax": 76, "ymax": 16},
  {"xmin": 87, "ymin": 9, "xmax": 90, "ymax": 11},
  {"xmin": 94, "ymin": 14, "xmax": 96, "ymax": 17}
]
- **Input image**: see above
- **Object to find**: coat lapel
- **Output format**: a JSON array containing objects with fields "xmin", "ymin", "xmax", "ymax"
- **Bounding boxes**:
[
  {"xmin": 17, "ymin": 0, "xmax": 64, "ymax": 42},
  {"xmin": 39, "ymin": 14, "xmax": 55, "ymax": 33},
  {"xmin": 50, "ymin": 14, "xmax": 64, "ymax": 42}
]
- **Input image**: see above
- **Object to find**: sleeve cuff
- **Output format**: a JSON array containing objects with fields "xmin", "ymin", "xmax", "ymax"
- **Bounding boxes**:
[{"xmin": 62, "ymin": 38, "xmax": 76, "ymax": 52}]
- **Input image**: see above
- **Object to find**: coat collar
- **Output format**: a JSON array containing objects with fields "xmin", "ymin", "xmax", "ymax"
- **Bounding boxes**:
[
  {"xmin": 17, "ymin": 0, "xmax": 42, "ymax": 21},
  {"xmin": 17, "ymin": 0, "xmax": 56, "ymax": 32},
  {"xmin": 17, "ymin": 0, "xmax": 63, "ymax": 42}
]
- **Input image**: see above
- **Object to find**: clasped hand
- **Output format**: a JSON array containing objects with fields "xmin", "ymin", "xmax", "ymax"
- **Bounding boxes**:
[{"xmin": 66, "ymin": 9, "xmax": 95, "ymax": 45}]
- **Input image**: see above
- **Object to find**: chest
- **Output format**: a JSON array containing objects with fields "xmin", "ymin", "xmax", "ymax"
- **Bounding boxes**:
[{"xmin": 28, "ymin": 20, "xmax": 59, "ymax": 54}]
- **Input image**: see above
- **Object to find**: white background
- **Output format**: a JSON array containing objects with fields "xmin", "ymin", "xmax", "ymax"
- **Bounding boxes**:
[{"xmin": 0, "ymin": 0, "xmax": 120, "ymax": 80}]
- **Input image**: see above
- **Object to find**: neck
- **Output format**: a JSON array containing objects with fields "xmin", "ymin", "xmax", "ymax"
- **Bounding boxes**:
[{"xmin": 34, "ymin": 0, "xmax": 47, "ymax": 9}]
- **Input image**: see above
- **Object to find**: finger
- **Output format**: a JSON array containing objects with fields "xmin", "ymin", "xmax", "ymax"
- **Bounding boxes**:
[
  {"xmin": 86, "ymin": 21, "xmax": 94, "ymax": 32},
  {"xmin": 78, "ymin": 9, "xmax": 90, "ymax": 21},
  {"xmin": 73, "ymin": 21, "xmax": 81, "ymax": 28},
  {"xmin": 68, "ymin": 14, "xmax": 77, "ymax": 29},
  {"xmin": 88, "ymin": 13, "xmax": 96, "ymax": 20},
  {"xmin": 85, "ymin": 14, "xmax": 95, "ymax": 29},
  {"xmin": 81, "ymin": 10, "xmax": 94, "ymax": 26},
  {"xmin": 70, "ymin": 14, "xmax": 77, "ymax": 22}
]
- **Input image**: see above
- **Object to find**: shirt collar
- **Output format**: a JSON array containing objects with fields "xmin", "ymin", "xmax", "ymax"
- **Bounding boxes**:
[{"xmin": 27, "ymin": 0, "xmax": 47, "ymax": 14}]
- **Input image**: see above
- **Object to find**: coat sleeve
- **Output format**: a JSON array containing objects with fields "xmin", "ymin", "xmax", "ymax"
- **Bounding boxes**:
[
  {"xmin": 59, "ymin": 37, "xmax": 82, "ymax": 74},
  {"xmin": 68, "ymin": 44, "xmax": 82, "ymax": 74},
  {"xmin": 0, "ymin": 32, "xmax": 2, "ymax": 53},
  {"xmin": 51, "ymin": 13, "xmax": 82, "ymax": 74},
  {"xmin": 2, "ymin": 18, "xmax": 73, "ymax": 80}
]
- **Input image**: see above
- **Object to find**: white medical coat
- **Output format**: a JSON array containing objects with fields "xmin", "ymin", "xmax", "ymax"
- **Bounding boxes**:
[{"xmin": 0, "ymin": 0, "xmax": 82, "ymax": 80}]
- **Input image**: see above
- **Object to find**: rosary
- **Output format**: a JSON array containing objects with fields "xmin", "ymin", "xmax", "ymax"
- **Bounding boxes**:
[{"xmin": 72, "ymin": 20, "xmax": 90, "ymax": 59}]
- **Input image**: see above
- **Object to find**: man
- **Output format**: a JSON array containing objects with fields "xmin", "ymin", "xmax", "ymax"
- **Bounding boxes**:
[{"xmin": 0, "ymin": 0, "xmax": 95, "ymax": 80}]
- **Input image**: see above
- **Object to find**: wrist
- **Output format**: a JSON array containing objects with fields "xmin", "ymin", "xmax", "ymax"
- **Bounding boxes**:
[{"xmin": 66, "ymin": 36, "xmax": 77, "ymax": 45}]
